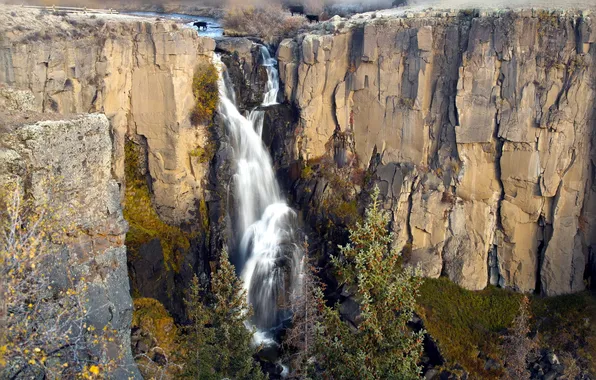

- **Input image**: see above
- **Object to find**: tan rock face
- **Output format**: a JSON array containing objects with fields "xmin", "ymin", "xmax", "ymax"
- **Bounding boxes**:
[
  {"xmin": 1, "ymin": 19, "xmax": 216, "ymax": 225},
  {"xmin": 280, "ymin": 11, "xmax": 596, "ymax": 295}
]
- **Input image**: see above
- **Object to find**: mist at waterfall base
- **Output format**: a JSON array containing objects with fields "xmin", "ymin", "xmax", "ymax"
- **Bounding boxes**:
[{"xmin": 213, "ymin": 48, "xmax": 302, "ymax": 347}]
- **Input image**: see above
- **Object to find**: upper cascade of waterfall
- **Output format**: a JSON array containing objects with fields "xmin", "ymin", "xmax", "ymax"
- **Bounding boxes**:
[
  {"xmin": 259, "ymin": 45, "xmax": 279, "ymax": 107},
  {"xmin": 212, "ymin": 47, "xmax": 301, "ymax": 335}
]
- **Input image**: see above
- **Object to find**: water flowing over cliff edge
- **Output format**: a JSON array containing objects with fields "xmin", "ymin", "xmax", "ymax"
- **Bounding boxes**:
[
  {"xmin": 1, "ymin": 5, "xmax": 596, "ymax": 376},
  {"xmin": 214, "ymin": 48, "xmax": 302, "ymax": 336}
]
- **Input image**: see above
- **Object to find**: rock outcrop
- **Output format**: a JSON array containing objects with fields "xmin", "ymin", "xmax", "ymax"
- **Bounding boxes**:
[
  {"xmin": 278, "ymin": 9, "xmax": 596, "ymax": 295},
  {"xmin": 0, "ymin": 9, "xmax": 215, "ymax": 225},
  {"xmin": 0, "ymin": 112, "xmax": 141, "ymax": 378},
  {"xmin": 0, "ymin": 9, "xmax": 221, "ymax": 320}
]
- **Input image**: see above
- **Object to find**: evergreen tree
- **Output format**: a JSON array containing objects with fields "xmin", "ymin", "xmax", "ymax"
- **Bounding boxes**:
[
  {"xmin": 315, "ymin": 187, "xmax": 424, "ymax": 379},
  {"xmin": 182, "ymin": 249, "xmax": 267, "ymax": 380}
]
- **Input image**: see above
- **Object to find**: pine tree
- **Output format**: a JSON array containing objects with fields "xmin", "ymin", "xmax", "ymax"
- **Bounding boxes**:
[
  {"xmin": 182, "ymin": 249, "xmax": 267, "ymax": 380},
  {"xmin": 315, "ymin": 187, "xmax": 424, "ymax": 379}
]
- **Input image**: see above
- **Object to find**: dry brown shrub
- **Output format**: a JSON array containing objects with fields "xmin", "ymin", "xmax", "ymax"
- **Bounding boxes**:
[
  {"xmin": 222, "ymin": 5, "xmax": 307, "ymax": 43},
  {"xmin": 501, "ymin": 296, "xmax": 538, "ymax": 380}
]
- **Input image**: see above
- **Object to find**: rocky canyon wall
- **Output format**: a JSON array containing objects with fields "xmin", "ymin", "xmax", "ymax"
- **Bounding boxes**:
[
  {"xmin": 278, "ymin": 9, "xmax": 596, "ymax": 296},
  {"xmin": 0, "ymin": 14, "xmax": 215, "ymax": 225},
  {"xmin": 0, "ymin": 110, "xmax": 141, "ymax": 378},
  {"xmin": 0, "ymin": 10, "xmax": 218, "ymax": 369}
]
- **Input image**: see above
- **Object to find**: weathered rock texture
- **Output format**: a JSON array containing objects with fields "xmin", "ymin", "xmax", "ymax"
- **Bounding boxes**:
[
  {"xmin": 0, "ymin": 113, "xmax": 141, "ymax": 378},
  {"xmin": 279, "ymin": 10, "xmax": 596, "ymax": 295},
  {"xmin": 0, "ymin": 11, "xmax": 215, "ymax": 225},
  {"xmin": 0, "ymin": 8, "xmax": 219, "ymax": 321}
]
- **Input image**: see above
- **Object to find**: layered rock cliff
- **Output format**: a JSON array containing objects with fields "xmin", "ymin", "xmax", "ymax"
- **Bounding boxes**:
[
  {"xmin": 278, "ymin": 9, "xmax": 596, "ymax": 296},
  {"xmin": 0, "ymin": 9, "xmax": 215, "ymax": 225},
  {"xmin": 2, "ymin": 10, "xmax": 596, "ymax": 377}
]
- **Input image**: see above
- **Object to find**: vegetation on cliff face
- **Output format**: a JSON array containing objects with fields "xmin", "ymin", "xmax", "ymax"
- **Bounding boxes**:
[
  {"xmin": 132, "ymin": 298, "xmax": 181, "ymax": 378},
  {"xmin": 124, "ymin": 140, "xmax": 191, "ymax": 272},
  {"xmin": 189, "ymin": 140, "xmax": 216, "ymax": 165},
  {"xmin": 182, "ymin": 249, "xmax": 266, "ymax": 380},
  {"xmin": 0, "ymin": 183, "xmax": 120, "ymax": 379},
  {"xmin": 418, "ymin": 278, "xmax": 523, "ymax": 378},
  {"xmin": 314, "ymin": 187, "xmax": 424, "ymax": 379},
  {"xmin": 532, "ymin": 292, "xmax": 596, "ymax": 375},
  {"xmin": 418, "ymin": 277, "xmax": 596, "ymax": 378},
  {"xmin": 301, "ymin": 155, "xmax": 364, "ymax": 227},
  {"xmin": 190, "ymin": 62, "xmax": 219, "ymax": 126}
]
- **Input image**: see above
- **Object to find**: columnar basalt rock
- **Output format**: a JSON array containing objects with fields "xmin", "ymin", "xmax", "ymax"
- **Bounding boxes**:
[
  {"xmin": 1, "ymin": 15, "xmax": 216, "ymax": 225},
  {"xmin": 279, "ymin": 10, "xmax": 596, "ymax": 296},
  {"xmin": 0, "ymin": 113, "xmax": 141, "ymax": 378},
  {"xmin": 0, "ymin": 8, "xmax": 219, "ymax": 324}
]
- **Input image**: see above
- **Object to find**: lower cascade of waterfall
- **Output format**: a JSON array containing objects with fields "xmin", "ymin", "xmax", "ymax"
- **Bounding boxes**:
[{"xmin": 213, "ymin": 47, "xmax": 302, "ymax": 343}]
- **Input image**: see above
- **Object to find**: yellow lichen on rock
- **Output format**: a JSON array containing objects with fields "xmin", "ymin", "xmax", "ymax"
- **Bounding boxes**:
[
  {"xmin": 132, "ymin": 298, "xmax": 180, "ymax": 378},
  {"xmin": 123, "ymin": 141, "xmax": 190, "ymax": 272}
]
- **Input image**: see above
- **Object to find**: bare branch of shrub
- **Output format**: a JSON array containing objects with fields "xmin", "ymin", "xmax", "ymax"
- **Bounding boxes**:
[
  {"xmin": 222, "ymin": 5, "xmax": 308, "ymax": 44},
  {"xmin": 0, "ymin": 181, "xmax": 121, "ymax": 378}
]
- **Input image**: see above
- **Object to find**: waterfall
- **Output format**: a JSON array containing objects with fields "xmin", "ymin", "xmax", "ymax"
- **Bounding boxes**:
[{"xmin": 213, "ymin": 47, "xmax": 301, "ymax": 337}]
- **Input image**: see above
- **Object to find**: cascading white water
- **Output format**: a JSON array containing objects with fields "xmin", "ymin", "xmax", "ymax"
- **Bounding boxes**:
[
  {"xmin": 260, "ymin": 46, "xmax": 279, "ymax": 107},
  {"xmin": 213, "ymin": 47, "xmax": 301, "ymax": 335}
]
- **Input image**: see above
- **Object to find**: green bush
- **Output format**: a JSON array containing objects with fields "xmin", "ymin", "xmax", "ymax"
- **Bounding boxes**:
[{"xmin": 191, "ymin": 62, "xmax": 219, "ymax": 126}]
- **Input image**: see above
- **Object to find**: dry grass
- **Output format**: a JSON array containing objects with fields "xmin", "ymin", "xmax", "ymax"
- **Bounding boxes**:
[{"xmin": 222, "ymin": 5, "xmax": 308, "ymax": 43}]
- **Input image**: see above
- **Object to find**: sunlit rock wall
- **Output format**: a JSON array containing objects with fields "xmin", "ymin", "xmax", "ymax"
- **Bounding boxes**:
[
  {"xmin": 0, "ymin": 113, "xmax": 141, "ymax": 378},
  {"xmin": 279, "ymin": 9, "xmax": 596, "ymax": 296},
  {"xmin": 0, "ymin": 17, "xmax": 215, "ymax": 225}
]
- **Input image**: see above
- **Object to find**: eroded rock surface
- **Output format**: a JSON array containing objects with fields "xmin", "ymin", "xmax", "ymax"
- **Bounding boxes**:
[
  {"xmin": 0, "ymin": 10, "xmax": 215, "ymax": 225},
  {"xmin": 279, "ymin": 10, "xmax": 596, "ymax": 295},
  {"xmin": 0, "ymin": 113, "xmax": 141, "ymax": 378}
]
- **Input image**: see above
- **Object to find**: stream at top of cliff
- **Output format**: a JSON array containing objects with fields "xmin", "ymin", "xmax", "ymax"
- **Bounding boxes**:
[
  {"xmin": 126, "ymin": 11, "xmax": 223, "ymax": 37},
  {"xmin": 213, "ymin": 47, "xmax": 303, "ymax": 346}
]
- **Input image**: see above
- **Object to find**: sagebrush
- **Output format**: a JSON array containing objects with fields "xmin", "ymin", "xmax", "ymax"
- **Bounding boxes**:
[{"xmin": 222, "ymin": 5, "xmax": 307, "ymax": 44}]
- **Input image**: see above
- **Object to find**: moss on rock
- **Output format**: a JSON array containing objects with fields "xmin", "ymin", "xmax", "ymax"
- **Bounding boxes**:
[
  {"xmin": 132, "ymin": 298, "xmax": 180, "ymax": 378},
  {"xmin": 532, "ymin": 292, "xmax": 596, "ymax": 375},
  {"xmin": 123, "ymin": 140, "xmax": 191, "ymax": 272},
  {"xmin": 189, "ymin": 142, "xmax": 215, "ymax": 164},
  {"xmin": 417, "ymin": 277, "xmax": 523, "ymax": 378}
]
